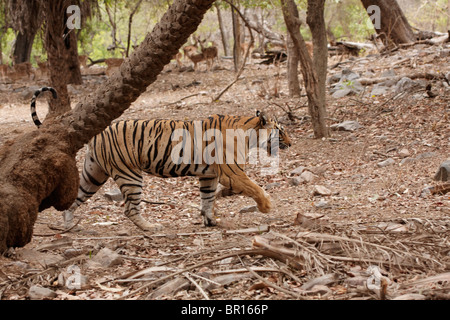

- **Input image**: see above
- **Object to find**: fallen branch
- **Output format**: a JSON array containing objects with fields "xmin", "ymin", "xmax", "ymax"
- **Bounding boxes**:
[
  {"xmin": 117, "ymin": 248, "xmax": 302, "ymax": 299},
  {"xmin": 237, "ymin": 256, "xmax": 306, "ymax": 299}
]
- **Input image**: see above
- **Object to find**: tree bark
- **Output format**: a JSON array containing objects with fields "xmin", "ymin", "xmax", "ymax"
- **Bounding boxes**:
[
  {"xmin": 12, "ymin": 31, "xmax": 36, "ymax": 64},
  {"xmin": 280, "ymin": 0, "xmax": 328, "ymax": 138},
  {"xmin": 216, "ymin": 2, "xmax": 230, "ymax": 56},
  {"xmin": 307, "ymin": 0, "xmax": 328, "ymax": 110},
  {"xmin": 361, "ymin": 0, "xmax": 415, "ymax": 45},
  {"xmin": 0, "ymin": 0, "xmax": 215, "ymax": 253},
  {"xmin": 43, "ymin": 0, "xmax": 79, "ymax": 117},
  {"xmin": 9, "ymin": 0, "xmax": 43, "ymax": 64},
  {"xmin": 286, "ymin": 33, "xmax": 301, "ymax": 97},
  {"xmin": 231, "ymin": 1, "xmax": 242, "ymax": 72}
]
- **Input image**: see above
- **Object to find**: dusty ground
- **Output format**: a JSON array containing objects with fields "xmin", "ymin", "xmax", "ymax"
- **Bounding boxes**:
[{"xmin": 0, "ymin": 44, "xmax": 449, "ymax": 301}]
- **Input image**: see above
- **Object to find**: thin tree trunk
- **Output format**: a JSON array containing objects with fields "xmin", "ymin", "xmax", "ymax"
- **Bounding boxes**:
[
  {"xmin": 281, "ymin": 0, "xmax": 328, "ymax": 138},
  {"xmin": 361, "ymin": 0, "xmax": 415, "ymax": 45},
  {"xmin": 216, "ymin": 2, "xmax": 230, "ymax": 56},
  {"xmin": 0, "ymin": 0, "xmax": 215, "ymax": 253},
  {"xmin": 126, "ymin": 0, "xmax": 144, "ymax": 58},
  {"xmin": 231, "ymin": 1, "xmax": 242, "ymax": 72}
]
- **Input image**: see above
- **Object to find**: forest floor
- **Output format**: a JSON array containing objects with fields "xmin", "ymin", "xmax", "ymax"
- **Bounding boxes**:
[{"xmin": 0, "ymin": 43, "xmax": 449, "ymax": 301}]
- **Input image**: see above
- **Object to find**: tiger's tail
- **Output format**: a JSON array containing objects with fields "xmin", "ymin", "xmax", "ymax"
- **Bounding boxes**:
[{"xmin": 30, "ymin": 87, "xmax": 58, "ymax": 128}]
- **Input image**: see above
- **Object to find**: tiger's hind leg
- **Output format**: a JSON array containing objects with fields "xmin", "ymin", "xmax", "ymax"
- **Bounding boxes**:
[
  {"xmin": 114, "ymin": 175, "xmax": 163, "ymax": 232},
  {"xmin": 199, "ymin": 177, "xmax": 219, "ymax": 226},
  {"xmin": 63, "ymin": 155, "xmax": 109, "ymax": 229}
]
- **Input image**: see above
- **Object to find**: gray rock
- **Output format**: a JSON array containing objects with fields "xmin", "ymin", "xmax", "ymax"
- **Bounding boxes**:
[
  {"xmin": 300, "ymin": 170, "xmax": 316, "ymax": 183},
  {"xmin": 415, "ymin": 152, "xmax": 436, "ymax": 160},
  {"xmin": 104, "ymin": 189, "xmax": 123, "ymax": 202},
  {"xmin": 239, "ymin": 205, "xmax": 258, "ymax": 213},
  {"xmin": 314, "ymin": 200, "xmax": 331, "ymax": 209},
  {"xmin": 434, "ymin": 160, "xmax": 450, "ymax": 181},
  {"xmin": 265, "ymin": 182, "xmax": 280, "ymax": 190},
  {"xmin": 341, "ymin": 68, "xmax": 360, "ymax": 81},
  {"xmin": 28, "ymin": 285, "xmax": 57, "ymax": 300},
  {"xmin": 290, "ymin": 166, "xmax": 306, "ymax": 176},
  {"xmin": 394, "ymin": 77, "xmax": 423, "ymax": 94},
  {"xmin": 289, "ymin": 177, "xmax": 303, "ymax": 186},
  {"xmin": 381, "ymin": 69, "xmax": 396, "ymax": 78},
  {"xmin": 312, "ymin": 185, "xmax": 332, "ymax": 196},
  {"xmin": 371, "ymin": 84, "xmax": 389, "ymax": 96},
  {"xmin": 331, "ymin": 120, "xmax": 363, "ymax": 132},
  {"xmin": 332, "ymin": 88, "xmax": 354, "ymax": 98},
  {"xmin": 398, "ymin": 148, "xmax": 411, "ymax": 158},
  {"xmin": 90, "ymin": 248, "xmax": 123, "ymax": 268},
  {"xmin": 377, "ymin": 158, "xmax": 395, "ymax": 168}
]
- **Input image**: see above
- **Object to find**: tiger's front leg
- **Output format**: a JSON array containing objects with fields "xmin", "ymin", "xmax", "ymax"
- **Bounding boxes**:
[
  {"xmin": 199, "ymin": 177, "xmax": 219, "ymax": 227},
  {"xmin": 219, "ymin": 167, "xmax": 272, "ymax": 214}
]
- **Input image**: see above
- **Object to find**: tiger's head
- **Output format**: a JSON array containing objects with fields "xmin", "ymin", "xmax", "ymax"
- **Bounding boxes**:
[{"xmin": 256, "ymin": 111, "xmax": 292, "ymax": 150}]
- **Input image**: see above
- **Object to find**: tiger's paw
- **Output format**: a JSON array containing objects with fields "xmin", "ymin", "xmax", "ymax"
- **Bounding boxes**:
[
  {"xmin": 257, "ymin": 199, "xmax": 272, "ymax": 213},
  {"xmin": 201, "ymin": 210, "xmax": 217, "ymax": 227}
]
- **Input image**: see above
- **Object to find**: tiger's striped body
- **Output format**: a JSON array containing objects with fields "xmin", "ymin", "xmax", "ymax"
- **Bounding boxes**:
[{"xmin": 30, "ymin": 87, "xmax": 292, "ymax": 231}]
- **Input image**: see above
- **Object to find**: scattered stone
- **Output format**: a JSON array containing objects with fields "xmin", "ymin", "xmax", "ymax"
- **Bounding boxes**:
[
  {"xmin": 398, "ymin": 148, "xmax": 411, "ymax": 158},
  {"xmin": 289, "ymin": 177, "xmax": 303, "ymax": 186},
  {"xmin": 290, "ymin": 166, "xmax": 306, "ymax": 176},
  {"xmin": 63, "ymin": 248, "xmax": 85, "ymax": 259},
  {"xmin": 377, "ymin": 158, "xmax": 395, "ymax": 168},
  {"xmin": 400, "ymin": 157, "xmax": 415, "ymax": 165},
  {"xmin": 380, "ymin": 69, "xmax": 396, "ymax": 78},
  {"xmin": 104, "ymin": 189, "xmax": 123, "ymax": 202},
  {"xmin": 415, "ymin": 152, "xmax": 437, "ymax": 160},
  {"xmin": 331, "ymin": 120, "xmax": 363, "ymax": 132},
  {"xmin": 371, "ymin": 84, "xmax": 389, "ymax": 96},
  {"xmin": 434, "ymin": 160, "xmax": 450, "ymax": 181},
  {"xmin": 314, "ymin": 200, "xmax": 331, "ymax": 209},
  {"xmin": 239, "ymin": 205, "xmax": 258, "ymax": 213},
  {"xmin": 28, "ymin": 285, "xmax": 57, "ymax": 300},
  {"xmin": 340, "ymin": 68, "xmax": 360, "ymax": 82},
  {"xmin": 90, "ymin": 248, "xmax": 123, "ymax": 268},
  {"xmin": 300, "ymin": 170, "xmax": 317, "ymax": 183},
  {"xmin": 265, "ymin": 182, "xmax": 280, "ymax": 190},
  {"xmin": 332, "ymin": 88, "xmax": 354, "ymax": 98},
  {"xmin": 394, "ymin": 77, "xmax": 423, "ymax": 94},
  {"xmin": 313, "ymin": 185, "xmax": 332, "ymax": 196}
]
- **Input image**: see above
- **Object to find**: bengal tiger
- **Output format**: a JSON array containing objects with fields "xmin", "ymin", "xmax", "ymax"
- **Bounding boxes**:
[{"xmin": 31, "ymin": 87, "xmax": 292, "ymax": 231}]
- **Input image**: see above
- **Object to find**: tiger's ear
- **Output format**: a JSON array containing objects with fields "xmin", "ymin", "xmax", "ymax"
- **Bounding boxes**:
[{"xmin": 257, "ymin": 110, "xmax": 268, "ymax": 126}]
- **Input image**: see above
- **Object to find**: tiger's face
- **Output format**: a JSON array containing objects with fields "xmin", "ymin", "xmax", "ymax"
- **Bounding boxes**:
[{"xmin": 257, "ymin": 111, "xmax": 292, "ymax": 150}]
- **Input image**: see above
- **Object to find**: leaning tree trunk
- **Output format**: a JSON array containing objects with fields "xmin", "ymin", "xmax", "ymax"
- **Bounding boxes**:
[
  {"xmin": 361, "ymin": 0, "xmax": 415, "ymax": 45},
  {"xmin": 281, "ymin": 0, "xmax": 328, "ymax": 138},
  {"xmin": 0, "ymin": 0, "xmax": 215, "ymax": 253}
]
